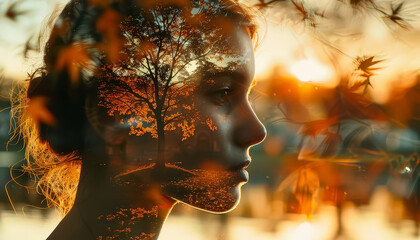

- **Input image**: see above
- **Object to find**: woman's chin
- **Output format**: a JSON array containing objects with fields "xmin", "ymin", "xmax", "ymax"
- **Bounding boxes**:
[{"xmin": 163, "ymin": 183, "xmax": 244, "ymax": 213}]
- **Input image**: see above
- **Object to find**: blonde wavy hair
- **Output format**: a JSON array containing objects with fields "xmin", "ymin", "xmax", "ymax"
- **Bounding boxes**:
[{"xmin": 11, "ymin": 77, "xmax": 81, "ymax": 215}]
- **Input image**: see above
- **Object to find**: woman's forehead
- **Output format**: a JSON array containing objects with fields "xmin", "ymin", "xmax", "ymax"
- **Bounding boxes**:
[{"xmin": 193, "ymin": 28, "xmax": 255, "ymax": 83}]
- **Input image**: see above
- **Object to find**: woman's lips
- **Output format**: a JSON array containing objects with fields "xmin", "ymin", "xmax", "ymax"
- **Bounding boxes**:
[
  {"xmin": 229, "ymin": 160, "xmax": 251, "ymax": 183},
  {"xmin": 228, "ymin": 160, "xmax": 251, "ymax": 171}
]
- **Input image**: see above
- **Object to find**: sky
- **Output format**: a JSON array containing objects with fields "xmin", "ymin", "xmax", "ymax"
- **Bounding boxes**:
[
  {"xmin": 0, "ymin": 0, "xmax": 420, "ymax": 103},
  {"xmin": 253, "ymin": 0, "xmax": 420, "ymax": 103}
]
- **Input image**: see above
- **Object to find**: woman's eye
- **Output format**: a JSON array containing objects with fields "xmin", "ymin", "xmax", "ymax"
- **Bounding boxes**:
[{"xmin": 209, "ymin": 88, "xmax": 233, "ymax": 105}]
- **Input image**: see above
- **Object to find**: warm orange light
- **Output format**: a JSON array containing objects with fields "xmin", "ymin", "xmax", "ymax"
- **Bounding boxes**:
[{"xmin": 290, "ymin": 59, "xmax": 332, "ymax": 84}]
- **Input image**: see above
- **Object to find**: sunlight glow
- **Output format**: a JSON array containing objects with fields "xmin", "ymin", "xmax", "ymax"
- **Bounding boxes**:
[
  {"xmin": 290, "ymin": 59, "xmax": 332, "ymax": 83},
  {"xmin": 293, "ymin": 222, "xmax": 315, "ymax": 240}
]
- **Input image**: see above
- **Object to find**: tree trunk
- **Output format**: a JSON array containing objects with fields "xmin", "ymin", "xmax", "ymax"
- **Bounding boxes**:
[{"xmin": 155, "ymin": 116, "xmax": 166, "ymax": 169}]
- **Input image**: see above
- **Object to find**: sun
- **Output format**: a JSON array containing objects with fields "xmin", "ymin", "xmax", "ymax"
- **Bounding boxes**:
[{"xmin": 290, "ymin": 59, "xmax": 332, "ymax": 83}]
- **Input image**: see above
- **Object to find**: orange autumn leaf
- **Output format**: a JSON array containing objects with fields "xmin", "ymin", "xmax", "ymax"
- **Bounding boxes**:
[
  {"xmin": 55, "ymin": 43, "xmax": 91, "ymax": 84},
  {"xmin": 178, "ymin": 120, "xmax": 196, "ymax": 141},
  {"xmin": 27, "ymin": 97, "xmax": 56, "ymax": 126},
  {"xmin": 96, "ymin": 9, "xmax": 123, "ymax": 64}
]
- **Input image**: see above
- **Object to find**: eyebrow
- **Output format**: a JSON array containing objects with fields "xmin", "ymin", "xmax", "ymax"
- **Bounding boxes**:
[{"xmin": 206, "ymin": 69, "xmax": 249, "ymax": 84}]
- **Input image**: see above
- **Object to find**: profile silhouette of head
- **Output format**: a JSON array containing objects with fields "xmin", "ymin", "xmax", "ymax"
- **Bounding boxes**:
[{"xmin": 20, "ymin": 0, "xmax": 266, "ymax": 239}]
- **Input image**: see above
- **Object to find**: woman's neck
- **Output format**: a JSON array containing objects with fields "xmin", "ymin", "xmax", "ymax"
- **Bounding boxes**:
[
  {"xmin": 48, "ymin": 197, "xmax": 175, "ymax": 240},
  {"xmin": 76, "ymin": 190, "xmax": 175, "ymax": 239},
  {"xmin": 49, "ymin": 153, "xmax": 177, "ymax": 240}
]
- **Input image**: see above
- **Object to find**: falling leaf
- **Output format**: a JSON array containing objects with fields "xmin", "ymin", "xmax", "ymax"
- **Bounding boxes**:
[
  {"xmin": 96, "ymin": 9, "xmax": 123, "ymax": 64},
  {"xmin": 354, "ymin": 56, "xmax": 383, "ymax": 76},
  {"xmin": 55, "ymin": 43, "xmax": 91, "ymax": 84},
  {"xmin": 5, "ymin": 1, "xmax": 30, "ymax": 21},
  {"xmin": 381, "ymin": 2, "xmax": 412, "ymax": 30},
  {"xmin": 26, "ymin": 97, "xmax": 56, "ymax": 126}
]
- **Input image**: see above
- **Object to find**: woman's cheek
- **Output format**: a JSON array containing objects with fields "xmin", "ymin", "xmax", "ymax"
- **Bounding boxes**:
[{"xmin": 208, "ymin": 110, "xmax": 232, "ymax": 153}]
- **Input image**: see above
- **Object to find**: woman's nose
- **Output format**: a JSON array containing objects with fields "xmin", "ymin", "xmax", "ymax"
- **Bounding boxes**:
[{"xmin": 233, "ymin": 101, "xmax": 266, "ymax": 148}]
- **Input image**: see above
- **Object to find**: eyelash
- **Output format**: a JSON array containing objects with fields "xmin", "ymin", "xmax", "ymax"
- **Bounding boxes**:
[{"xmin": 210, "ymin": 87, "xmax": 233, "ymax": 105}]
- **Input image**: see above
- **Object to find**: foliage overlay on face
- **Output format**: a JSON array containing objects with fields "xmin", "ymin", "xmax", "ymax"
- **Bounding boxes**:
[{"xmin": 94, "ymin": 1, "xmax": 265, "ymax": 212}]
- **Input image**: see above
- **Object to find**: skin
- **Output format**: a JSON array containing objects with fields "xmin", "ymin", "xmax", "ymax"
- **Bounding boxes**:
[
  {"xmin": 47, "ymin": 27, "xmax": 265, "ymax": 240},
  {"xmin": 159, "ymin": 27, "xmax": 266, "ymax": 212}
]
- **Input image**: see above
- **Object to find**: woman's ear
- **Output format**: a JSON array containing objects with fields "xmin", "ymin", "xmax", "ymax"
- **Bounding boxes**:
[{"xmin": 85, "ymin": 94, "xmax": 127, "ymax": 145}]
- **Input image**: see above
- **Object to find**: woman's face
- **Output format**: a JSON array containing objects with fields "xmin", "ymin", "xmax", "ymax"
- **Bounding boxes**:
[
  {"xmin": 159, "ymin": 27, "xmax": 266, "ymax": 212},
  {"xmin": 96, "ymin": 12, "xmax": 265, "ymax": 212}
]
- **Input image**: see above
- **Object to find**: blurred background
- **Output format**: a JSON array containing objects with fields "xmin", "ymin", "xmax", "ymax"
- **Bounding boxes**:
[{"xmin": 0, "ymin": 0, "xmax": 419, "ymax": 239}]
